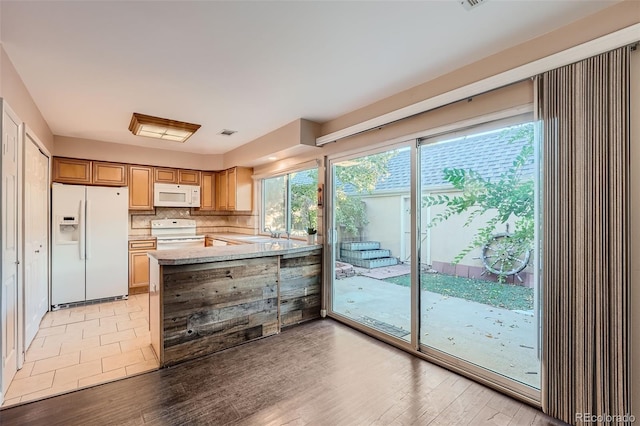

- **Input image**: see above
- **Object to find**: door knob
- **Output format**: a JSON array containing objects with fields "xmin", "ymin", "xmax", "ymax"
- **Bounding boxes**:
[{"xmin": 35, "ymin": 250, "xmax": 40, "ymax": 253}]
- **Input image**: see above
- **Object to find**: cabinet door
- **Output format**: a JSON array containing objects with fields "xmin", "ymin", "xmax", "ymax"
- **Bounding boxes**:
[
  {"xmin": 93, "ymin": 162, "xmax": 128, "ymax": 186},
  {"xmin": 227, "ymin": 168, "xmax": 237, "ymax": 210},
  {"xmin": 234, "ymin": 167, "xmax": 253, "ymax": 211},
  {"xmin": 215, "ymin": 170, "xmax": 228, "ymax": 210},
  {"xmin": 199, "ymin": 172, "xmax": 215, "ymax": 211},
  {"xmin": 129, "ymin": 251, "xmax": 150, "ymax": 294},
  {"xmin": 178, "ymin": 169, "xmax": 201, "ymax": 185},
  {"xmin": 52, "ymin": 157, "xmax": 92, "ymax": 184},
  {"xmin": 129, "ymin": 166, "xmax": 154, "ymax": 210},
  {"xmin": 154, "ymin": 168, "xmax": 178, "ymax": 183}
]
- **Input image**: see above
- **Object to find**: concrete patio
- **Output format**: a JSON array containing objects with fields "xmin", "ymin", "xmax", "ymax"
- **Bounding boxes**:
[{"xmin": 333, "ymin": 274, "xmax": 540, "ymax": 388}]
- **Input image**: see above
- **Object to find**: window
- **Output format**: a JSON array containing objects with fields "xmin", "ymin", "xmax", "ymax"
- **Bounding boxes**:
[{"xmin": 261, "ymin": 168, "xmax": 318, "ymax": 237}]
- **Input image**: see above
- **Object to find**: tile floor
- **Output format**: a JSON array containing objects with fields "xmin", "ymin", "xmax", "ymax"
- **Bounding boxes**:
[{"xmin": 2, "ymin": 293, "xmax": 158, "ymax": 407}]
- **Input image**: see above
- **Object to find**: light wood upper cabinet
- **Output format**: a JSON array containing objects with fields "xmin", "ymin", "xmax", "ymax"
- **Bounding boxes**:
[
  {"xmin": 178, "ymin": 169, "xmax": 200, "ymax": 185},
  {"xmin": 52, "ymin": 157, "xmax": 92, "ymax": 184},
  {"xmin": 227, "ymin": 167, "xmax": 237, "ymax": 210},
  {"xmin": 53, "ymin": 157, "xmax": 128, "ymax": 186},
  {"xmin": 154, "ymin": 168, "xmax": 178, "ymax": 184},
  {"xmin": 53, "ymin": 156, "xmax": 250, "ymax": 212},
  {"xmin": 216, "ymin": 167, "xmax": 253, "ymax": 211},
  {"xmin": 199, "ymin": 172, "xmax": 216, "ymax": 211},
  {"xmin": 215, "ymin": 170, "xmax": 228, "ymax": 210},
  {"xmin": 233, "ymin": 167, "xmax": 253, "ymax": 211},
  {"xmin": 93, "ymin": 162, "xmax": 128, "ymax": 186},
  {"xmin": 155, "ymin": 167, "xmax": 200, "ymax": 185},
  {"xmin": 129, "ymin": 166, "xmax": 154, "ymax": 210}
]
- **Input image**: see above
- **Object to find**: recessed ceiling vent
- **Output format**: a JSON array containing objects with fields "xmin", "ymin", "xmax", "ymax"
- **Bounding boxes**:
[
  {"xmin": 219, "ymin": 129, "xmax": 237, "ymax": 136},
  {"xmin": 460, "ymin": 0, "xmax": 488, "ymax": 11}
]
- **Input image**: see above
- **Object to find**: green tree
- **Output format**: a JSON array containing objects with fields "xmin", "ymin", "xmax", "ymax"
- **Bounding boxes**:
[
  {"xmin": 290, "ymin": 169, "xmax": 318, "ymax": 234},
  {"xmin": 335, "ymin": 151, "xmax": 396, "ymax": 237},
  {"xmin": 423, "ymin": 125, "xmax": 535, "ymax": 280}
]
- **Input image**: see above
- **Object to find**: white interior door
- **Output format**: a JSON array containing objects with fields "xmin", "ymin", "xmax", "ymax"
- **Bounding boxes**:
[
  {"xmin": 2, "ymin": 102, "xmax": 22, "ymax": 397},
  {"xmin": 23, "ymin": 134, "xmax": 49, "ymax": 348}
]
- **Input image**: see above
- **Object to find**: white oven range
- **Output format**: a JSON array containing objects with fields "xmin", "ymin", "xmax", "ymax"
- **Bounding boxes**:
[{"xmin": 151, "ymin": 219, "xmax": 204, "ymax": 250}]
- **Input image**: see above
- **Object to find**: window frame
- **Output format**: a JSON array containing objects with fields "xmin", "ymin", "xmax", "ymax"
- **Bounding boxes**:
[{"xmin": 260, "ymin": 165, "xmax": 319, "ymax": 239}]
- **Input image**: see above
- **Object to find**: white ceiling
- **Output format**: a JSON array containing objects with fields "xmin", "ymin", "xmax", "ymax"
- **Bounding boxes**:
[{"xmin": 1, "ymin": 1, "xmax": 619, "ymax": 155}]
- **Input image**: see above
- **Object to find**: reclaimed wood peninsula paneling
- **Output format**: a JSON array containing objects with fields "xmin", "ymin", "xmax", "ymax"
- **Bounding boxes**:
[
  {"xmin": 279, "ymin": 250, "xmax": 322, "ymax": 328},
  {"xmin": 162, "ymin": 257, "xmax": 279, "ymax": 366},
  {"xmin": 149, "ymin": 242, "xmax": 322, "ymax": 367}
]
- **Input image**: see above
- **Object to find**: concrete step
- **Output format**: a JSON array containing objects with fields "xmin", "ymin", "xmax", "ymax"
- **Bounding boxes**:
[
  {"xmin": 340, "ymin": 249, "xmax": 391, "ymax": 260},
  {"xmin": 340, "ymin": 241, "xmax": 380, "ymax": 251},
  {"xmin": 343, "ymin": 257, "xmax": 399, "ymax": 269}
]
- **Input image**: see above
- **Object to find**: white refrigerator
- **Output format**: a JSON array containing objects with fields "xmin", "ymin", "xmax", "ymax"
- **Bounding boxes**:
[{"xmin": 52, "ymin": 183, "xmax": 129, "ymax": 306}]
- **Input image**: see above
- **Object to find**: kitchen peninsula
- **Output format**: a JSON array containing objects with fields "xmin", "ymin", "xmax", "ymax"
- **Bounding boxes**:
[{"xmin": 148, "ymin": 239, "xmax": 322, "ymax": 366}]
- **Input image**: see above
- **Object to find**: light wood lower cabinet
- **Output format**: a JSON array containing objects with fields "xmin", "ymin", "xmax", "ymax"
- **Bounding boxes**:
[{"xmin": 129, "ymin": 239, "xmax": 156, "ymax": 294}]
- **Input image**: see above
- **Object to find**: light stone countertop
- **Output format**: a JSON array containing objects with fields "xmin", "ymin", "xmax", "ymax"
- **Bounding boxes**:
[{"xmin": 148, "ymin": 239, "xmax": 321, "ymax": 265}]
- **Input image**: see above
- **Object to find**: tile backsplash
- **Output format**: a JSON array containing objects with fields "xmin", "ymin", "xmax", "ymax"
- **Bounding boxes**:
[{"xmin": 129, "ymin": 208, "xmax": 257, "ymax": 236}]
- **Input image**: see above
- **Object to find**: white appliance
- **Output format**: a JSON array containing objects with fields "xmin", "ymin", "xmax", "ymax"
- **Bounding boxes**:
[
  {"xmin": 51, "ymin": 183, "xmax": 129, "ymax": 307},
  {"xmin": 151, "ymin": 219, "xmax": 205, "ymax": 250},
  {"xmin": 154, "ymin": 183, "xmax": 200, "ymax": 207}
]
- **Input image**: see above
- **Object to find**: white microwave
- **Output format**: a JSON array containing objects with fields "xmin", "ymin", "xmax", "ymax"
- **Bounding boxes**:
[{"xmin": 154, "ymin": 183, "xmax": 201, "ymax": 207}]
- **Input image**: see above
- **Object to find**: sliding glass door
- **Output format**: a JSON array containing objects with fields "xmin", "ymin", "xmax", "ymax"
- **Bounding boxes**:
[
  {"xmin": 418, "ymin": 120, "xmax": 540, "ymax": 390},
  {"xmin": 329, "ymin": 146, "xmax": 412, "ymax": 342},
  {"xmin": 328, "ymin": 116, "xmax": 541, "ymax": 395}
]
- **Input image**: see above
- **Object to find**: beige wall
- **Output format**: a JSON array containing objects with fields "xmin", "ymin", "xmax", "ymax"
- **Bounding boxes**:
[
  {"xmin": 223, "ymin": 118, "xmax": 321, "ymax": 168},
  {"xmin": 361, "ymin": 190, "xmax": 529, "ymax": 273},
  {"xmin": 54, "ymin": 136, "xmax": 224, "ymax": 170},
  {"xmin": 254, "ymin": 81, "xmax": 533, "ymax": 178},
  {"xmin": 360, "ymin": 194, "xmax": 405, "ymax": 259},
  {"xmin": 0, "ymin": 46, "xmax": 53, "ymax": 152},
  {"xmin": 320, "ymin": 0, "xmax": 640, "ymax": 137},
  {"xmin": 254, "ymin": 1, "xmax": 639, "ymax": 175}
]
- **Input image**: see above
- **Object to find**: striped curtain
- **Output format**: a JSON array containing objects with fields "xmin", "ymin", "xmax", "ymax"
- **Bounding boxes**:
[{"xmin": 537, "ymin": 46, "xmax": 631, "ymax": 425}]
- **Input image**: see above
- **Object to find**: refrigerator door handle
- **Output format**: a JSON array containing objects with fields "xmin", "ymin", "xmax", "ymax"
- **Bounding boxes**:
[
  {"xmin": 79, "ymin": 199, "xmax": 86, "ymax": 260},
  {"xmin": 86, "ymin": 199, "xmax": 91, "ymax": 259}
]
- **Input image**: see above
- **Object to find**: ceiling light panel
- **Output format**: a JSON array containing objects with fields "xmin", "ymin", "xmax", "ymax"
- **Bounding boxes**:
[{"xmin": 129, "ymin": 113, "xmax": 201, "ymax": 143}]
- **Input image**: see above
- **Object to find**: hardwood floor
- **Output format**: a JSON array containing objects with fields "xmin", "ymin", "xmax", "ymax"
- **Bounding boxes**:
[{"xmin": 0, "ymin": 319, "xmax": 565, "ymax": 426}]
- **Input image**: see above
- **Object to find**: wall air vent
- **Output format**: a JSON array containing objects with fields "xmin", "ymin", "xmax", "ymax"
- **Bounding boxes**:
[
  {"xmin": 219, "ymin": 129, "xmax": 237, "ymax": 136},
  {"xmin": 460, "ymin": 0, "xmax": 488, "ymax": 11}
]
